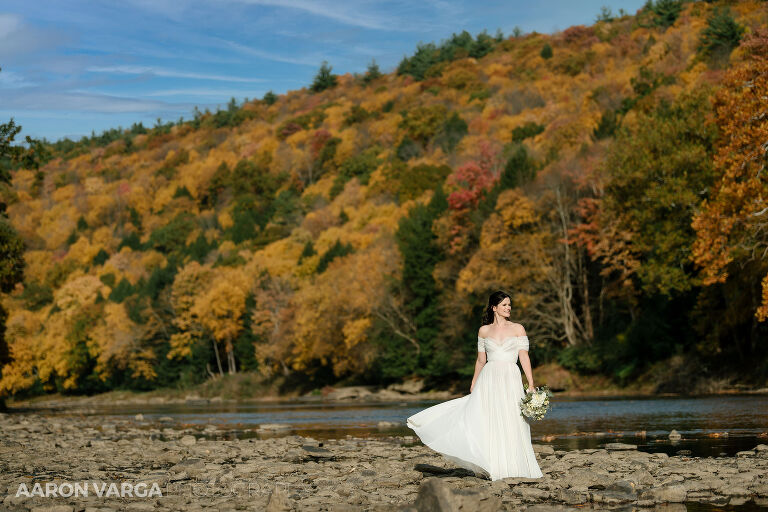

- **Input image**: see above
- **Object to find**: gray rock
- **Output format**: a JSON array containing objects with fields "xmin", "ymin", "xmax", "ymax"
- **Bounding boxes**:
[
  {"xmin": 626, "ymin": 469, "xmax": 656, "ymax": 487},
  {"xmin": 414, "ymin": 477, "xmax": 456, "ymax": 511},
  {"xmin": 722, "ymin": 486, "xmax": 752, "ymax": 497},
  {"xmin": 324, "ymin": 386, "xmax": 374, "ymax": 400},
  {"xmin": 644, "ymin": 485, "xmax": 687, "ymax": 503},
  {"xmin": 605, "ymin": 443, "xmax": 638, "ymax": 450},
  {"xmin": 265, "ymin": 484, "xmax": 293, "ymax": 512},
  {"xmin": 169, "ymin": 458, "xmax": 205, "ymax": 472},
  {"xmin": 301, "ymin": 445, "xmax": 333, "ymax": 458},
  {"xmin": 124, "ymin": 503, "xmax": 155, "ymax": 511},
  {"xmin": 562, "ymin": 469, "xmax": 614, "ymax": 491},
  {"xmin": 556, "ymin": 488, "xmax": 587, "ymax": 505},
  {"xmin": 179, "ymin": 435, "xmax": 196, "ymax": 446},
  {"xmin": 387, "ymin": 378, "xmax": 425, "ymax": 394},
  {"xmin": 533, "ymin": 444, "xmax": 555, "ymax": 455},
  {"xmin": 519, "ymin": 487, "xmax": 551, "ymax": 501},
  {"xmin": 257, "ymin": 423, "xmax": 292, "ymax": 431},
  {"xmin": 413, "ymin": 477, "xmax": 501, "ymax": 512}
]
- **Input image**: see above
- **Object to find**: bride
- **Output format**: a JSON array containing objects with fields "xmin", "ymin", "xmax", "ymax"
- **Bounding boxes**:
[{"xmin": 406, "ymin": 291, "xmax": 544, "ymax": 481}]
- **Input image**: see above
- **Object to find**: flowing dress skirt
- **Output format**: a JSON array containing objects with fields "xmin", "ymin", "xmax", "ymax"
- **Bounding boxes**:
[{"xmin": 406, "ymin": 359, "xmax": 543, "ymax": 481}]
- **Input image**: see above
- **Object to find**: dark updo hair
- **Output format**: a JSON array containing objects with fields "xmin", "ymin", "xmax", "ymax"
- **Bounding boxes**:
[{"xmin": 481, "ymin": 290, "xmax": 511, "ymax": 325}]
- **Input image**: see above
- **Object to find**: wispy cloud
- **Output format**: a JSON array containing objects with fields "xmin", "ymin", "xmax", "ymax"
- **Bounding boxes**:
[
  {"xmin": 0, "ymin": 69, "xmax": 36, "ymax": 88},
  {"xmin": 0, "ymin": 13, "xmax": 69, "ymax": 62},
  {"xmin": 86, "ymin": 65, "xmax": 266, "ymax": 83},
  {"xmin": 3, "ymin": 89, "xmax": 189, "ymax": 113},
  {"xmin": 145, "ymin": 88, "xmax": 263, "ymax": 97},
  {"xmin": 211, "ymin": 37, "xmax": 321, "ymax": 67},
  {"xmin": 225, "ymin": 0, "xmax": 411, "ymax": 31}
]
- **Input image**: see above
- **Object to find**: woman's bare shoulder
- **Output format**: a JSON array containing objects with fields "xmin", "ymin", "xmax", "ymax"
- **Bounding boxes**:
[
  {"xmin": 478, "ymin": 325, "xmax": 490, "ymax": 337},
  {"xmin": 509, "ymin": 321, "xmax": 526, "ymax": 336}
]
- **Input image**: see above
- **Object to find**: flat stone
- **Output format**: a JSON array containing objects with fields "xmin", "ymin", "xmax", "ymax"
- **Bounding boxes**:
[
  {"xmin": 604, "ymin": 443, "xmax": 637, "ymax": 450},
  {"xmin": 556, "ymin": 488, "xmax": 587, "ymax": 505},
  {"xmin": 179, "ymin": 435, "xmax": 196, "ymax": 446},
  {"xmin": 301, "ymin": 445, "xmax": 333, "ymax": 458},
  {"xmin": 257, "ymin": 423, "xmax": 292, "ymax": 431},
  {"xmin": 645, "ymin": 485, "xmax": 687, "ymax": 503}
]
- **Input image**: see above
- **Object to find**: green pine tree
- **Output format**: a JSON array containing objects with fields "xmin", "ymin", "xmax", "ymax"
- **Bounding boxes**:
[
  {"xmin": 262, "ymin": 90, "xmax": 278, "ymax": 105},
  {"xmin": 362, "ymin": 59, "xmax": 382, "ymax": 84},
  {"xmin": 310, "ymin": 61, "xmax": 338, "ymax": 93},
  {"xmin": 386, "ymin": 185, "xmax": 449, "ymax": 379},
  {"xmin": 650, "ymin": 0, "xmax": 682, "ymax": 29},
  {"xmin": 540, "ymin": 43, "xmax": 553, "ymax": 60},
  {"xmin": 698, "ymin": 7, "xmax": 745, "ymax": 67}
]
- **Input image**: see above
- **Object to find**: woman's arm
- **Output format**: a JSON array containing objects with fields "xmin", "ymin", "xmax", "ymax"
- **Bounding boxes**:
[
  {"xmin": 470, "ymin": 351, "xmax": 486, "ymax": 393},
  {"xmin": 518, "ymin": 349, "xmax": 535, "ymax": 392}
]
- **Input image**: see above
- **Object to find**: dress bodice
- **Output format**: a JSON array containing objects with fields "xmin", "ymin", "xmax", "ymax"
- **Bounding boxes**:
[{"xmin": 477, "ymin": 335, "xmax": 529, "ymax": 362}]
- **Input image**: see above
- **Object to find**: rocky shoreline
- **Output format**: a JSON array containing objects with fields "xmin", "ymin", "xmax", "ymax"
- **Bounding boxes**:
[
  {"xmin": 10, "ymin": 381, "xmax": 768, "ymax": 412},
  {"xmin": 1, "ymin": 412, "xmax": 767, "ymax": 511}
]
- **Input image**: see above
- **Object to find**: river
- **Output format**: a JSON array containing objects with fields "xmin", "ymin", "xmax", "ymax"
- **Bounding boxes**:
[{"xmin": 42, "ymin": 393, "xmax": 768, "ymax": 458}]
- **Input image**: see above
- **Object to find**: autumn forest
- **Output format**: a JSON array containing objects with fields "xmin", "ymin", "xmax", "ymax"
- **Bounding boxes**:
[{"xmin": 0, "ymin": 0, "xmax": 767, "ymax": 401}]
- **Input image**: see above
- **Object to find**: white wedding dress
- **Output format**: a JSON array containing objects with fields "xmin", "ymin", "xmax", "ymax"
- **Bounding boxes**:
[{"xmin": 406, "ymin": 335, "xmax": 543, "ymax": 481}]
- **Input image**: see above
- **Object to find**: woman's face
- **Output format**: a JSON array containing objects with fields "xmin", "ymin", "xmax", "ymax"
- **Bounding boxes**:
[{"xmin": 494, "ymin": 297, "xmax": 511, "ymax": 318}]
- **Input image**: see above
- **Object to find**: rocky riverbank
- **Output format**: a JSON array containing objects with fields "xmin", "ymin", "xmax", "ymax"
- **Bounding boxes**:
[
  {"xmin": 5, "ymin": 379, "xmax": 459, "ymax": 411},
  {"xmin": 11, "ymin": 381, "xmax": 768, "ymax": 414},
  {"xmin": 1, "ymin": 412, "xmax": 767, "ymax": 511}
]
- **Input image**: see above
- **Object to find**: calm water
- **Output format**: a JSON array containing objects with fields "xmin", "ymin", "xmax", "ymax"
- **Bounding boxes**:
[{"xmin": 45, "ymin": 393, "xmax": 768, "ymax": 457}]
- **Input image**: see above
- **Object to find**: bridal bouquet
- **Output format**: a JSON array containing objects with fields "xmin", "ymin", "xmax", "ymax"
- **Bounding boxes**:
[{"xmin": 520, "ymin": 385, "xmax": 553, "ymax": 421}]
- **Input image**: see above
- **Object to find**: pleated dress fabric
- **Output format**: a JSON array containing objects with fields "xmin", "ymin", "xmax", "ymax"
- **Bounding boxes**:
[{"xmin": 406, "ymin": 335, "xmax": 543, "ymax": 481}]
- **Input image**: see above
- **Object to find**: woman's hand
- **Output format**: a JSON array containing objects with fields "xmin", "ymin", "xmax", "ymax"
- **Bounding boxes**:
[{"xmin": 526, "ymin": 383, "xmax": 535, "ymax": 393}]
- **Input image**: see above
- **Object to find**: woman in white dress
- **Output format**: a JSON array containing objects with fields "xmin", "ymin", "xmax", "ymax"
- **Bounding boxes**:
[{"xmin": 406, "ymin": 291, "xmax": 543, "ymax": 481}]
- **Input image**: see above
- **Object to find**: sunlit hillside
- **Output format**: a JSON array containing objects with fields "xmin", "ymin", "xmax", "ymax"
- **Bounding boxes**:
[{"xmin": 1, "ymin": 0, "xmax": 766, "ymax": 398}]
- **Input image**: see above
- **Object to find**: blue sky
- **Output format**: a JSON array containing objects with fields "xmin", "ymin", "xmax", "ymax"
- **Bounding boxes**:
[{"xmin": 1, "ymin": 0, "xmax": 648, "ymax": 142}]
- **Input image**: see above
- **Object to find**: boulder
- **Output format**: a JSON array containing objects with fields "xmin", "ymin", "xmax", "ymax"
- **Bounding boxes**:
[
  {"xmin": 388, "ymin": 378, "xmax": 425, "ymax": 394},
  {"xmin": 413, "ymin": 477, "xmax": 502, "ymax": 512},
  {"xmin": 533, "ymin": 444, "xmax": 555, "ymax": 455},
  {"xmin": 324, "ymin": 386, "xmax": 374, "ymax": 400}
]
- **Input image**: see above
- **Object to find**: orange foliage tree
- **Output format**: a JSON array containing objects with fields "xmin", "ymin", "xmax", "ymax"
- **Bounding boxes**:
[{"xmin": 692, "ymin": 30, "xmax": 768, "ymax": 321}]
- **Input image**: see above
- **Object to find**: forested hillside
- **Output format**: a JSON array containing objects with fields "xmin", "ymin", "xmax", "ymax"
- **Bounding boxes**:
[{"xmin": 1, "ymin": 1, "xmax": 766, "ymax": 398}]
